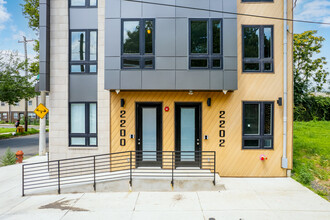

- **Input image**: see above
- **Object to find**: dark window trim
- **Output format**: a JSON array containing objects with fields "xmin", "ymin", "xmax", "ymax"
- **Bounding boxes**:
[
  {"xmin": 121, "ymin": 19, "xmax": 155, "ymax": 70},
  {"xmin": 69, "ymin": 102, "xmax": 98, "ymax": 147},
  {"xmin": 242, "ymin": 25, "xmax": 274, "ymax": 73},
  {"xmin": 189, "ymin": 18, "xmax": 223, "ymax": 70},
  {"xmin": 69, "ymin": 0, "xmax": 98, "ymax": 8},
  {"xmin": 242, "ymin": 101, "xmax": 274, "ymax": 150},
  {"xmin": 69, "ymin": 29, "xmax": 98, "ymax": 74}
]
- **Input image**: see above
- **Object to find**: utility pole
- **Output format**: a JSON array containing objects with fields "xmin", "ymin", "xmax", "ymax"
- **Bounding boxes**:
[
  {"xmin": 39, "ymin": 91, "xmax": 47, "ymax": 156},
  {"xmin": 18, "ymin": 36, "xmax": 34, "ymax": 132}
]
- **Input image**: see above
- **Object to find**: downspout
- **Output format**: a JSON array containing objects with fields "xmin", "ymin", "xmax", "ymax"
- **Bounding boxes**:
[{"xmin": 282, "ymin": 0, "xmax": 288, "ymax": 169}]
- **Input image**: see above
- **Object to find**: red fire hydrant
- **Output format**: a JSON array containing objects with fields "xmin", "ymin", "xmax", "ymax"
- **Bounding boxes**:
[{"xmin": 16, "ymin": 151, "xmax": 24, "ymax": 163}]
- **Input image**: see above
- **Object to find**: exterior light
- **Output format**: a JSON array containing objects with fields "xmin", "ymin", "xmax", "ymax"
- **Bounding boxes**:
[
  {"xmin": 188, "ymin": 90, "xmax": 193, "ymax": 95},
  {"xmin": 147, "ymin": 29, "xmax": 151, "ymax": 34},
  {"xmin": 115, "ymin": 89, "xmax": 120, "ymax": 94},
  {"xmin": 121, "ymin": 99, "xmax": 125, "ymax": 107},
  {"xmin": 223, "ymin": 90, "xmax": 228, "ymax": 95}
]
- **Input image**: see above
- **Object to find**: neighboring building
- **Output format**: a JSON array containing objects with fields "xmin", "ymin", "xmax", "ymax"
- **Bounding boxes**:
[
  {"xmin": 0, "ymin": 96, "xmax": 49, "ymax": 122},
  {"xmin": 40, "ymin": 0, "xmax": 293, "ymax": 177}
]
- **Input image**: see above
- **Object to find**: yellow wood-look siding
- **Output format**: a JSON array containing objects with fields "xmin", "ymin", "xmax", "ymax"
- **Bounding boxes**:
[{"xmin": 109, "ymin": 0, "xmax": 293, "ymax": 177}]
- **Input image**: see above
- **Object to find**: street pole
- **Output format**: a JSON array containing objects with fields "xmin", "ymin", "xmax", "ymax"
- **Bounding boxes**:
[
  {"xmin": 18, "ymin": 36, "xmax": 34, "ymax": 132},
  {"xmin": 39, "ymin": 91, "xmax": 46, "ymax": 156}
]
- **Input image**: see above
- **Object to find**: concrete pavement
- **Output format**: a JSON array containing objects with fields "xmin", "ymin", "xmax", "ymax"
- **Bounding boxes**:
[{"xmin": 0, "ymin": 157, "xmax": 329, "ymax": 220}]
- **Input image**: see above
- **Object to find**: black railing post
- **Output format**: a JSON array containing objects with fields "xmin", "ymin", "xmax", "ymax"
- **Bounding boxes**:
[
  {"xmin": 213, "ymin": 151, "xmax": 216, "ymax": 186},
  {"xmin": 171, "ymin": 151, "xmax": 174, "ymax": 187},
  {"xmin": 93, "ymin": 156, "xmax": 96, "ymax": 191},
  {"xmin": 129, "ymin": 151, "xmax": 132, "ymax": 187},
  {"xmin": 22, "ymin": 165, "xmax": 24, "ymax": 196},
  {"xmin": 57, "ymin": 160, "xmax": 61, "ymax": 194}
]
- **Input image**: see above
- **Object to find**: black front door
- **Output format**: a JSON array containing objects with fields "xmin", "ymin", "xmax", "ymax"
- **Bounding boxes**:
[
  {"xmin": 175, "ymin": 103, "xmax": 202, "ymax": 167},
  {"xmin": 136, "ymin": 103, "xmax": 162, "ymax": 167}
]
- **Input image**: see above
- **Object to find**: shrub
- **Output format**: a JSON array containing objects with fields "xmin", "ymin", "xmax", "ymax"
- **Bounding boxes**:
[
  {"xmin": 294, "ymin": 96, "xmax": 330, "ymax": 121},
  {"xmin": 0, "ymin": 147, "xmax": 16, "ymax": 166},
  {"xmin": 296, "ymin": 167, "xmax": 314, "ymax": 185}
]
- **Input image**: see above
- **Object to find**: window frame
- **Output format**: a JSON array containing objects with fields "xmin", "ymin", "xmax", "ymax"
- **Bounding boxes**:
[
  {"xmin": 121, "ymin": 19, "xmax": 155, "ymax": 70},
  {"xmin": 69, "ymin": 0, "xmax": 98, "ymax": 8},
  {"xmin": 69, "ymin": 102, "xmax": 98, "ymax": 147},
  {"xmin": 242, "ymin": 101, "xmax": 274, "ymax": 149},
  {"xmin": 189, "ymin": 18, "xmax": 223, "ymax": 70},
  {"xmin": 69, "ymin": 29, "xmax": 98, "ymax": 74},
  {"xmin": 242, "ymin": 25, "xmax": 274, "ymax": 73}
]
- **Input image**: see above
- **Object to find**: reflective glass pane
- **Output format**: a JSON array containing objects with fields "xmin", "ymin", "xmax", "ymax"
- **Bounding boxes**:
[
  {"xmin": 145, "ymin": 20, "xmax": 153, "ymax": 54},
  {"xmin": 191, "ymin": 20, "xmax": 208, "ymax": 54},
  {"xmin": 71, "ymin": 104, "xmax": 85, "ymax": 133},
  {"xmin": 244, "ymin": 63, "xmax": 260, "ymax": 71},
  {"xmin": 89, "ymin": 103, "xmax": 97, "ymax": 134},
  {"xmin": 71, "ymin": 65, "xmax": 85, "ymax": 73},
  {"xmin": 181, "ymin": 108, "xmax": 195, "ymax": 161},
  {"xmin": 212, "ymin": 59, "xmax": 221, "ymax": 68},
  {"xmin": 244, "ymin": 139, "xmax": 259, "ymax": 148},
  {"xmin": 71, "ymin": 32, "xmax": 85, "ymax": 61},
  {"xmin": 244, "ymin": 104, "xmax": 260, "ymax": 135},
  {"xmin": 264, "ymin": 103, "xmax": 272, "ymax": 135},
  {"xmin": 90, "ymin": 65, "xmax": 97, "ymax": 72},
  {"xmin": 264, "ymin": 139, "xmax": 272, "ymax": 149},
  {"xmin": 90, "ymin": 31, "xmax": 97, "ymax": 60},
  {"xmin": 264, "ymin": 63, "xmax": 272, "ymax": 71},
  {"xmin": 264, "ymin": 28, "xmax": 272, "ymax": 58},
  {"xmin": 142, "ymin": 108, "xmax": 157, "ymax": 161},
  {"xmin": 71, "ymin": 137, "xmax": 86, "ymax": 146},
  {"xmin": 90, "ymin": 0, "xmax": 97, "ymax": 6},
  {"xmin": 212, "ymin": 20, "xmax": 221, "ymax": 54},
  {"xmin": 144, "ymin": 59, "xmax": 153, "ymax": 68},
  {"xmin": 191, "ymin": 59, "xmax": 208, "ymax": 68},
  {"xmin": 123, "ymin": 21, "xmax": 140, "ymax": 54},
  {"xmin": 71, "ymin": 0, "xmax": 85, "ymax": 6},
  {"xmin": 123, "ymin": 58, "xmax": 140, "ymax": 68},
  {"xmin": 90, "ymin": 137, "xmax": 97, "ymax": 146},
  {"xmin": 244, "ymin": 27, "xmax": 259, "ymax": 58}
]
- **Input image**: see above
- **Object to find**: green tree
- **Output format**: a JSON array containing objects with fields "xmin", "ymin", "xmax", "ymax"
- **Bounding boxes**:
[{"xmin": 294, "ymin": 30, "xmax": 329, "ymax": 105}]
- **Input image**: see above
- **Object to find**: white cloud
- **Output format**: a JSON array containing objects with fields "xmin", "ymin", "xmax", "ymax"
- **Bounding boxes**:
[
  {"xmin": 0, "ymin": 0, "xmax": 10, "ymax": 31},
  {"xmin": 295, "ymin": 0, "xmax": 330, "ymax": 28}
]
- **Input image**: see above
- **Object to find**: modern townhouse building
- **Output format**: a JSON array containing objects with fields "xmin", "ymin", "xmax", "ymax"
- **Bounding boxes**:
[{"xmin": 40, "ymin": 0, "xmax": 293, "ymax": 177}]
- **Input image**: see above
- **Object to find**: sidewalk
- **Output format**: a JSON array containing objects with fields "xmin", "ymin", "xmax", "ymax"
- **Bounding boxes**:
[{"xmin": 0, "ymin": 156, "xmax": 329, "ymax": 220}]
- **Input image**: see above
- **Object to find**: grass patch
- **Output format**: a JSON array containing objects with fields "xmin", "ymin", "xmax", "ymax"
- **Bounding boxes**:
[
  {"xmin": 0, "ymin": 128, "xmax": 41, "ymax": 140},
  {"xmin": 293, "ymin": 121, "xmax": 330, "ymax": 200},
  {"xmin": 0, "ymin": 128, "xmax": 16, "ymax": 133}
]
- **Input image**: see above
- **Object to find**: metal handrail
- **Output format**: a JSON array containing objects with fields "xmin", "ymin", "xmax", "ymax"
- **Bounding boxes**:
[{"xmin": 22, "ymin": 150, "xmax": 216, "ymax": 196}]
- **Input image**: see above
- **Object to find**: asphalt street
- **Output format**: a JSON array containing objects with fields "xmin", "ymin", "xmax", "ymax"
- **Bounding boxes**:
[{"xmin": 0, "ymin": 133, "xmax": 49, "ymax": 158}]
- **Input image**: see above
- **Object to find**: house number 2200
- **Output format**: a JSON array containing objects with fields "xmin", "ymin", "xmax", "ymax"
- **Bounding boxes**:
[
  {"xmin": 219, "ymin": 111, "xmax": 225, "ymax": 147},
  {"xmin": 120, "ymin": 110, "xmax": 126, "ymax": 146}
]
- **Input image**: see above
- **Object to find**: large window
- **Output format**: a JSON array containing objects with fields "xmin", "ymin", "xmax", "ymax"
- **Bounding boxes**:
[
  {"xmin": 242, "ymin": 102, "xmax": 274, "ymax": 149},
  {"xmin": 121, "ymin": 19, "xmax": 155, "ymax": 69},
  {"xmin": 70, "ymin": 0, "xmax": 97, "ymax": 7},
  {"xmin": 70, "ymin": 103, "xmax": 97, "ymax": 147},
  {"xmin": 242, "ymin": 25, "xmax": 273, "ymax": 72},
  {"xmin": 189, "ymin": 19, "xmax": 223, "ymax": 69},
  {"xmin": 70, "ymin": 30, "xmax": 97, "ymax": 74}
]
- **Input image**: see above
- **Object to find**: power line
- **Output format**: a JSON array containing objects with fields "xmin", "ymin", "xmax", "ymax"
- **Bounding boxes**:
[{"xmin": 123, "ymin": 0, "xmax": 330, "ymax": 25}]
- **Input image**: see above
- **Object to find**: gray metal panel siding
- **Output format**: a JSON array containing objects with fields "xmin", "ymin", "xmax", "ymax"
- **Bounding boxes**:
[
  {"xmin": 70, "ymin": 75, "xmax": 97, "ymax": 102},
  {"xmin": 121, "ymin": 71, "xmax": 142, "ymax": 89},
  {"xmin": 210, "ymin": 70, "xmax": 224, "ymax": 90},
  {"xmin": 156, "ymin": 19, "xmax": 175, "ymax": 57},
  {"xmin": 142, "ymin": 71, "xmax": 175, "ymax": 89},
  {"xmin": 39, "ymin": 0, "xmax": 50, "ymax": 91},
  {"xmin": 176, "ymin": 71, "xmax": 210, "ymax": 90},
  {"xmin": 70, "ymin": 8, "xmax": 98, "ymax": 29},
  {"xmin": 105, "ymin": 70, "xmax": 120, "ymax": 90},
  {"xmin": 224, "ymin": 71, "xmax": 237, "ymax": 90}
]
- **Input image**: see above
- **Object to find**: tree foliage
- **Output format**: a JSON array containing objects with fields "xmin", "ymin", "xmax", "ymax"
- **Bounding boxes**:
[{"xmin": 294, "ymin": 30, "xmax": 329, "ymax": 104}]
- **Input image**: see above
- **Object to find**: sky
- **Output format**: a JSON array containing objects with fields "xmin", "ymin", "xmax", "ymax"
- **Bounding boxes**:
[{"xmin": 0, "ymin": 0, "xmax": 329, "ymax": 87}]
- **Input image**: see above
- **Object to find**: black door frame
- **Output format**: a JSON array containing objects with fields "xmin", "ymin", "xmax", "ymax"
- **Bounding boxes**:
[
  {"xmin": 175, "ymin": 102, "xmax": 202, "ymax": 167},
  {"xmin": 135, "ymin": 102, "xmax": 163, "ymax": 167}
]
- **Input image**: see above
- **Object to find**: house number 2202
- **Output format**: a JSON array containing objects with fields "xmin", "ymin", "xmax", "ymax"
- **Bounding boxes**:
[
  {"xmin": 120, "ymin": 110, "xmax": 126, "ymax": 146},
  {"xmin": 219, "ymin": 111, "xmax": 225, "ymax": 147}
]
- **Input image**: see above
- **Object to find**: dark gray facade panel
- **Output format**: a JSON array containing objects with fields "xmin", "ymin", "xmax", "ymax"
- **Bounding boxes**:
[
  {"xmin": 210, "ymin": 71, "xmax": 224, "ymax": 90},
  {"xmin": 224, "ymin": 71, "xmax": 238, "ymax": 90},
  {"xmin": 223, "ymin": 18, "xmax": 238, "ymax": 57},
  {"xmin": 142, "ymin": 71, "xmax": 175, "ymax": 89},
  {"xmin": 156, "ymin": 57, "xmax": 175, "ymax": 70},
  {"xmin": 106, "ymin": 0, "xmax": 120, "ymax": 18},
  {"xmin": 156, "ymin": 19, "xmax": 175, "ymax": 56},
  {"xmin": 121, "ymin": 71, "xmax": 142, "ymax": 89},
  {"xmin": 175, "ymin": 18, "xmax": 188, "ymax": 57},
  {"xmin": 70, "ymin": 8, "xmax": 98, "ymax": 30},
  {"xmin": 105, "ymin": 19, "xmax": 121, "ymax": 57},
  {"xmin": 39, "ymin": 27, "xmax": 49, "ymax": 62},
  {"xmin": 223, "ymin": 0, "xmax": 237, "ymax": 18},
  {"xmin": 105, "ymin": 57, "xmax": 121, "ymax": 70},
  {"xmin": 224, "ymin": 57, "xmax": 237, "ymax": 71},
  {"xmin": 105, "ymin": 70, "xmax": 120, "ymax": 90},
  {"xmin": 176, "ymin": 71, "xmax": 210, "ymax": 90},
  {"xmin": 70, "ymin": 75, "xmax": 97, "ymax": 102},
  {"xmin": 175, "ymin": 57, "xmax": 188, "ymax": 70}
]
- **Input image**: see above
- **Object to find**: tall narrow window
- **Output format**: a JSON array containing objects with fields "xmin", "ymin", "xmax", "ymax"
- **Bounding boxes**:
[
  {"xmin": 70, "ymin": 0, "xmax": 97, "ymax": 7},
  {"xmin": 189, "ymin": 19, "xmax": 222, "ymax": 69},
  {"xmin": 70, "ymin": 30, "xmax": 97, "ymax": 73},
  {"xmin": 70, "ymin": 103, "xmax": 97, "ymax": 147},
  {"xmin": 243, "ymin": 25, "xmax": 273, "ymax": 72},
  {"xmin": 242, "ymin": 102, "xmax": 274, "ymax": 149},
  {"xmin": 122, "ymin": 19, "xmax": 155, "ymax": 69}
]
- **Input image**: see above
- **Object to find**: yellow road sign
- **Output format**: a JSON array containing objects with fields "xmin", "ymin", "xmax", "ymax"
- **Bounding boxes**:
[{"xmin": 34, "ymin": 103, "xmax": 49, "ymax": 119}]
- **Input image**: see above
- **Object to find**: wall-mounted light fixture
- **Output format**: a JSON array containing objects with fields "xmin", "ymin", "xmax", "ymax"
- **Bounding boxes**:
[
  {"xmin": 115, "ymin": 89, "xmax": 120, "ymax": 94},
  {"xmin": 223, "ymin": 90, "xmax": 228, "ymax": 95},
  {"xmin": 207, "ymin": 98, "xmax": 211, "ymax": 106},
  {"xmin": 121, "ymin": 99, "xmax": 125, "ymax": 107},
  {"xmin": 188, "ymin": 90, "xmax": 194, "ymax": 95},
  {"xmin": 204, "ymin": 135, "xmax": 208, "ymax": 140},
  {"xmin": 277, "ymin": 97, "xmax": 283, "ymax": 106}
]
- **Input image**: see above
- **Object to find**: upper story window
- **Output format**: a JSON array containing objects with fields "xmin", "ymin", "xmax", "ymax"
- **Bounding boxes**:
[
  {"xmin": 121, "ymin": 19, "xmax": 155, "ymax": 69},
  {"xmin": 0, "ymin": 102, "xmax": 5, "ymax": 106},
  {"xmin": 70, "ymin": 0, "xmax": 97, "ymax": 7},
  {"xmin": 243, "ymin": 25, "xmax": 273, "ymax": 72},
  {"xmin": 15, "ymin": 102, "xmax": 19, "ymax": 106},
  {"xmin": 189, "ymin": 19, "xmax": 223, "ymax": 69},
  {"xmin": 242, "ymin": 102, "xmax": 274, "ymax": 149},
  {"xmin": 70, "ymin": 30, "xmax": 98, "ymax": 74},
  {"xmin": 28, "ymin": 101, "xmax": 33, "ymax": 106}
]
